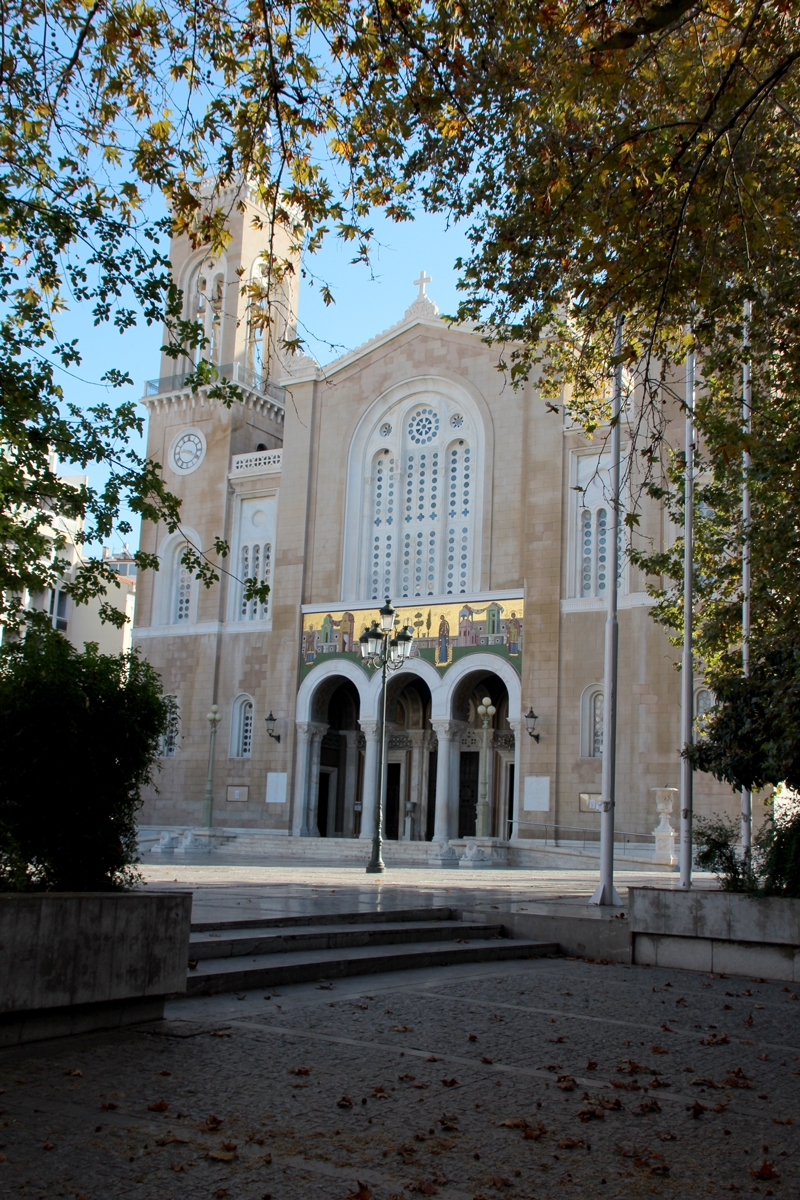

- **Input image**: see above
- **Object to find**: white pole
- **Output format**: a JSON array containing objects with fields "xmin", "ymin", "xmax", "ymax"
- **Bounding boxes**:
[
  {"xmin": 741, "ymin": 301, "xmax": 752, "ymax": 858},
  {"xmin": 590, "ymin": 314, "xmax": 623, "ymax": 907},
  {"xmin": 679, "ymin": 343, "xmax": 695, "ymax": 888}
]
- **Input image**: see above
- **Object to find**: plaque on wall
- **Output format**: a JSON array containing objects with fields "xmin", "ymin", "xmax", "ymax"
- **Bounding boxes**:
[
  {"xmin": 227, "ymin": 785, "xmax": 249, "ymax": 803},
  {"xmin": 579, "ymin": 792, "xmax": 602, "ymax": 813}
]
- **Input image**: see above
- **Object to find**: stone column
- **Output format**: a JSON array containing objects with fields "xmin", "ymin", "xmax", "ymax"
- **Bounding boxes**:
[
  {"xmin": 507, "ymin": 718, "xmax": 521, "ymax": 842},
  {"xmin": 292, "ymin": 723, "xmax": 315, "ymax": 837},
  {"xmin": 342, "ymin": 730, "xmax": 360, "ymax": 838},
  {"xmin": 307, "ymin": 726, "xmax": 327, "ymax": 837},
  {"xmin": 430, "ymin": 721, "xmax": 459, "ymax": 842},
  {"xmin": 359, "ymin": 720, "xmax": 381, "ymax": 841}
]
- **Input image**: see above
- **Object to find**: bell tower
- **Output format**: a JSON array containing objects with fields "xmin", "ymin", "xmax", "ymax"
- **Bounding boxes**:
[{"xmin": 160, "ymin": 177, "xmax": 301, "ymax": 390}]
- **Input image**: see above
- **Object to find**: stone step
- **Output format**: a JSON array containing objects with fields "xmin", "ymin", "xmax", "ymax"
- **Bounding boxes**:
[
  {"xmin": 189, "ymin": 920, "xmax": 505, "ymax": 961},
  {"xmin": 190, "ymin": 905, "xmax": 455, "ymax": 933},
  {"xmin": 184, "ymin": 937, "xmax": 559, "ymax": 996}
]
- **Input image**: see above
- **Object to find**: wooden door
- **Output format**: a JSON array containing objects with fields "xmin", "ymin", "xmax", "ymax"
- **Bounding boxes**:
[{"xmin": 458, "ymin": 751, "xmax": 479, "ymax": 837}]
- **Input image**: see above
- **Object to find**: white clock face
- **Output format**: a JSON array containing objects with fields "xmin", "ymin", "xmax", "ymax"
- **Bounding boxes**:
[{"xmin": 169, "ymin": 429, "xmax": 206, "ymax": 474}]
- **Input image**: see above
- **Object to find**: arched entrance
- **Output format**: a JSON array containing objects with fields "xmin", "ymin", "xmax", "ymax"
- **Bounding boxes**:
[
  {"xmin": 450, "ymin": 671, "xmax": 515, "ymax": 839},
  {"xmin": 382, "ymin": 676, "xmax": 434, "ymax": 841},
  {"xmin": 316, "ymin": 680, "xmax": 361, "ymax": 837}
]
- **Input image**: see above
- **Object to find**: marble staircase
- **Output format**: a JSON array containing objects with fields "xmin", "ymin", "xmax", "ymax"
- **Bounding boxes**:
[{"xmin": 184, "ymin": 907, "xmax": 558, "ymax": 996}]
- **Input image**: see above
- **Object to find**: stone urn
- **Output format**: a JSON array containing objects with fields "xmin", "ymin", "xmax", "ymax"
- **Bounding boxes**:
[{"xmin": 651, "ymin": 788, "xmax": 678, "ymax": 866}]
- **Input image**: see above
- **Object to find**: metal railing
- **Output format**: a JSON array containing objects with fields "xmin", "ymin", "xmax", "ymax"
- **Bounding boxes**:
[
  {"xmin": 144, "ymin": 361, "xmax": 267, "ymax": 398},
  {"xmin": 510, "ymin": 819, "xmax": 656, "ymax": 856}
]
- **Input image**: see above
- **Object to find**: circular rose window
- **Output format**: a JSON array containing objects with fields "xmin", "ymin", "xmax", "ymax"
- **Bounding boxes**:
[
  {"xmin": 408, "ymin": 407, "xmax": 440, "ymax": 444},
  {"xmin": 169, "ymin": 429, "xmax": 206, "ymax": 475}
]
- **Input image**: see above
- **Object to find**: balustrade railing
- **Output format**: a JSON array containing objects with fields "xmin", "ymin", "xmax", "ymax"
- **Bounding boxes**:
[
  {"xmin": 230, "ymin": 449, "xmax": 283, "ymax": 475},
  {"xmin": 144, "ymin": 361, "xmax": 268, "ymax": 397}
]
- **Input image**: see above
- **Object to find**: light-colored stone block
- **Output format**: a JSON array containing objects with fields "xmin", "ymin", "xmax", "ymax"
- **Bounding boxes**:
[{"xmin": 711, "ymin": 939, "xmax": 794, "ymax": 981}]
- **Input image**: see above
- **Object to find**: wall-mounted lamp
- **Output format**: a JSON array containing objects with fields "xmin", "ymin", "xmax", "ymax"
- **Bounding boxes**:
[
  {"xmin": 525, "ymin": 707, "xmax": 540, "ymax": 742},
  {"xmin": 265, "ymin": 711, "xmax": 281, "ymax": 743}
]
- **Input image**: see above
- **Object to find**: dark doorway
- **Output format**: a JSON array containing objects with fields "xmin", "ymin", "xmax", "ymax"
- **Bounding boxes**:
[
  {"xmin": 385, "ymin": 763, "xmax": 402, "ymax": 840},
  {"xmin": 458, "ymin": 751, "xmax": 479, "ymax": 837},
  {"xmin": 506, "ymin": 763, "xmax": 516, "ymax": 840},
  {"xmin": 426, "ymin": 748, "xmax": 438, "ymax": 841},
  {"xmin": 317, "ymin": 772, "xmax": 330, "ymax": 837}
]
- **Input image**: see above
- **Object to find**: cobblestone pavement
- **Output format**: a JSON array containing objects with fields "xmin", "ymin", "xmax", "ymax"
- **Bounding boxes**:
[{"xmin": 2, "ymin": 956, "xmax": 798, "ymax": 1200}]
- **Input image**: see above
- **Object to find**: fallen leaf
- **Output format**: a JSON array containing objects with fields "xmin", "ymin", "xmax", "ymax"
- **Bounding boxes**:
[
  {"xmin": 148, "ymin": 1100, "xmax": 168, "ymax": 1112},
  {"xmin": 586, "ymin": 1060, "xmax": 598, "ymax": 1070},
  {"xmin": 557, "ymin": 1075, "xmax": 576, "ymax": 1091},
  {"xmin": 701, "ymin": 1032, "xmax": 730, "ymax": 1046},
  {"xmin": 100, "ymin": 1102, "xmax": 118, "ymax": 1111},
  {"xmin": 750, "ymin": 1160, "xmax": 779, "ymax": 1181},
  {"xmin": 337, "ymin": 1096, "xmax": 353, "ymax": 1109},
  {"xmin": 576, "ymin": 1106, "xmax": 605, "ymax": 1122},
  {"xmin": 399, "ymin": 1074, "xmax": 417, "ymax": 1082},
  {"xmin": 773, "ymin": 1117, "xmax": 795, "ymax": 1126},
  {"xmin": 406, "ymin": 1181, "xmax": 438, "ymax": 1195},
  {"xmin": 722, "ymin": 1069, "xmax": 752, "ymax": 1089},
  {"xmin": 558, "ymin": 1136, "xmax": 584, "ymax": 1148},
  {"xmin": 617, "ymin": 1060, "xmax": 643, "ymax": 1074},
  {"xmin": 394, "ymin": 1025, "xmax": 413, "ymax": 1032},
  {"xmin": 657, "ymin": 1131, "xmax": 677, "ymax": 1141},
  {"xmin": 200, "ymin": 1114, "xmax": 224, "ymax": 1131},
  {"xmin": 634, "ymin": 1099, "xmax": 662, "ymax": 1115},
  {"xmin": 221, "ymin": 1141, "xmax": 237, "ymax": 1152},
  {"xmin": 468, "ymin": 1034, "xmax": 477, "ymax": 1042},
  {"xmin": 43, "ymin": 1141, "xmax": 54, "ymax": 1150},
  {"xmin": 651, "ymin": 1046, "xmax": 669, "ymax": 1055},
  {"xmin": 206, "ymin": 1150, "xmax": 236, "ymax": 1163},
  {"xmin": 289, "ymin": 1068, "xmax": 311, "ymax": 1076},
  {"xmin": 159, "ymin": 1070, "xmax": 171, "ymax": 1077},
  {"xmin": 346, "ymin": 1183, "xmax": 373, "ymax": 1200},
  {"xmin": 155, "ymin": 1136, "xmax": 189, "ymax": 1146},
  {"xmin": 686, "ymin": 1100, "xmax": 708, "ymax": 1118},
  {"xmin": 481, "ymin": 1056, "xmax": 493, "ymax": 1064},
  {"xmin": 690, "ymin": 1077, "xmax": 717, "ymax": 1088},
  {"xmin": 441, "ymin": 1078, "xmax": 459, "ymax": 1088},
  {"xmin": 65, "ymin": 1069, "xmax": 82, "ymax": 1077},
  {"xmin": 209, "ymin": 1030, "xmax": 232, "ymax": 1038}
]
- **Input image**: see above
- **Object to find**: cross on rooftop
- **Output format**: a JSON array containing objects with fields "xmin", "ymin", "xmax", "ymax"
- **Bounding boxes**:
[{"xmin": 413, "ymin": 270, "xmax": 432, "ymax": 300}]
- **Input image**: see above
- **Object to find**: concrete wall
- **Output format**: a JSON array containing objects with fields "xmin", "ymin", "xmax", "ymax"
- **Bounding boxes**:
[
  {"xmin": 0, "ymin": 892, "xmax": 192, "ymax": 1044},
  {"xmin": 629, "ymin": 887, "xmax": 800, "ymax": 981}
]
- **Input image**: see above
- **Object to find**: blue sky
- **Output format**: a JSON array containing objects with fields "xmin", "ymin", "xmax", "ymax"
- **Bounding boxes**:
[{"xmin": 58, "ymin": 206, "xmax": 472, "ymax": 553}]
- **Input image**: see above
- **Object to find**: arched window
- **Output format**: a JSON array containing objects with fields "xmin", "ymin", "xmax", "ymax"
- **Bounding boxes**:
[
  {"xmin": 159, "ymin": 697, "xmax": 179, "ymax": 757},
  {"xmin": 174, "ymin": 556, "xmax": 193, "ymax": 623},
  {"xmin": 695, "ymin": 688, "xmax": 714, "ymax": 727},
  {"xmin": 573, "ymin": 452, "xmax": 627, "ymax": 598},
  {"xmin": 581, "ymin": 686, "xmax": 604, "ymax": 758},
  {"xmin": 239, "ymin": 542, "xmax": 272, "ymax": 620},
  {"xmin": 353, "ymin": 390, "xmax": 482, "ymax": 602},
  {"xmin": 183, "ymin": 256, "xmax": 226, "ymax": 366},
  {"xmin": 230, "ymin": 695, "xmax": 254, "ymax": 758},
  {"xmin": 591, "ymin": 692, "xmax": 604, "ymax": 757}
]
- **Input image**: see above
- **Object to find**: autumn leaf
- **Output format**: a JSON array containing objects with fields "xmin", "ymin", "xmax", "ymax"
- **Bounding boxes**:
[
  {"xmin": 337, "ymin": 1096, "xmax": 354, "ymax": 1109},
  {"xmin": 440, "ymin": 1078, "xmax": 459, "ymax": 1088},
  {"xmin": 557, "ymin": 1075, "xmax": 576, "ymax": 1091},
  {"xmin": 200, "ymin": 1114, "xmax": 224, "ymax": 1131},
  {"xmin": 289, "ymin": 1068, "xmax": 312, "ymax": 1076},
  {"xmin": 750, "ymin": 1160, "xmax": 779, "ymax": 1180},
  {"xmin": 686, "ymin": 1100, "xmax": 708, "ymax": 1118},
  {"xmin": 148, "ymin": 1100, "xmax": 168, "ymax": 1112},
  {"xmin": 346, "ymin": 1184, "xmax": 372, "ymax": 1200}
]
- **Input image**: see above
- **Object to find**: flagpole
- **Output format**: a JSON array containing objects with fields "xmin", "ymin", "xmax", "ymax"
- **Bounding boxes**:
[
  {"xmin": 590, "ymin": 314, "xmax": 623, "ymax": 907},
  {"xmin": 741, "ymin": 301, "xmax": 752, "ymax": 859},
  {"xmin": 679, "ymin": 340, "xmax": 695, "ymax": 889}
]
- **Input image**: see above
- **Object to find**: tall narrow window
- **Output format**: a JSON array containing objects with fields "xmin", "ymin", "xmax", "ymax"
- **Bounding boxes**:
[
  {"xmin": 238, "ymin": 543, "xmax": 272, "ymax": 620},
  {"xmin": 175, "ymin": 561, "xmax": 192, "ymax": 623},
  {"xmin": 591, "ymin": 692, "xmax": 604, "ymax": 757},
  {"xmin": 49, "ymin": 588, "xmax": 69, "ymax": 632},
  {"xmin": 231, "ymin": 695, "xmax": 254, "ymax": 757},
  {"xmin": 574, "ymin": 451, "xmax": 628, "ymax": 598},
  {"xmin": 160, "ymin": 697, "xmax": 179, "ymax": 757}
]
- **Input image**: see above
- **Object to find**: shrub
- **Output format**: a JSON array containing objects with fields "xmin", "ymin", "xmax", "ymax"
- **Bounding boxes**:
[
  {"xmin": 694, "ymin": 800, "xmax": 800, "ymax": 898},
  {"xmin": 0, "ymin": 624, "xmax": 174, "ymax": 891}
]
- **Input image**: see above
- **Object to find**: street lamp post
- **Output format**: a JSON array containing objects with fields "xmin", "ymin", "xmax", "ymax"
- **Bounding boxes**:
[
  {"xmin": 359, "ymin": 599, "xmax": 414, "ymax": 874},
  {"xmin": 202, "ymin": 704, "xmax": 222, "ymax": 829},
  {"xmin": 476, "ymin": 696, "xmax": 496, "ymax": 837}
]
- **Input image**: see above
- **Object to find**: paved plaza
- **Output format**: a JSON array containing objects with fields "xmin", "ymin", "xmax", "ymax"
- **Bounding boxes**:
[{"xmin": 3, "ymin": 864, "xmax": 795, "ymax": 1200}]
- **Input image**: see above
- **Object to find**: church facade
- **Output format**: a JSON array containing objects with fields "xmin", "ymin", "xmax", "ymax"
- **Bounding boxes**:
[{"xmin": 134, "ymin": 185, "xmax": 733, "ymax": 862}]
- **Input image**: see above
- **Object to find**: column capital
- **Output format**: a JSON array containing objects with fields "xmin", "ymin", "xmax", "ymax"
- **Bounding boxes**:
[
  {"xmin": 430, "ymin": 720, "xmax": 460, "ymax": 741},
  {"xmin": 507, "ymin": 717, "xmax": 521, "ymax": 735},
  {"xmin": 359, "ymin": 720, "xmax": 382, "ymax": 741},
  {"xmin": 296, "ymin": 721, "xmax": 327, "ymax": 744}
]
